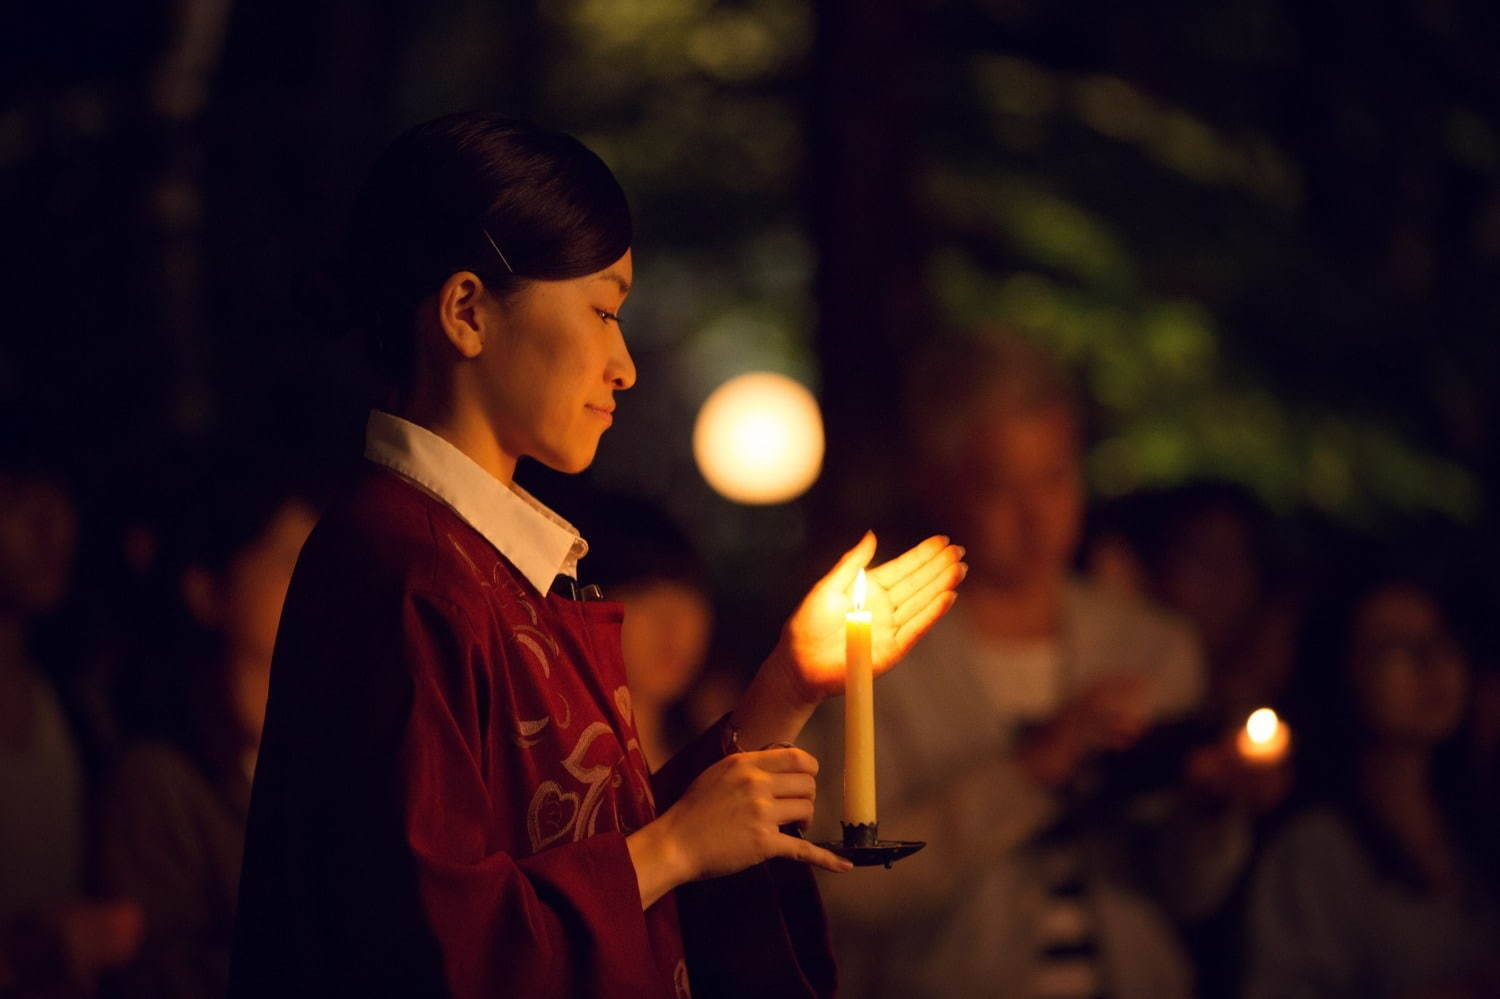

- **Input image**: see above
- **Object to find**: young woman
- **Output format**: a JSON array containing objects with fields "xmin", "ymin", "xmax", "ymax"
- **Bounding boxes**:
[
  {"xmin": 1244, "ymin": 570, "xmax": 1500, "ymax": 999},
  {"xmin": 228, "ymin": 113, "xmax": 966, "ymax": 998}
]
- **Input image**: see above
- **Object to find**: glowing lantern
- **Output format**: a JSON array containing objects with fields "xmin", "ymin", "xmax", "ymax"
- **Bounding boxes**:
[{"xmin": 692, "ymin": 372, "xmax": 825, "ymax": 504}]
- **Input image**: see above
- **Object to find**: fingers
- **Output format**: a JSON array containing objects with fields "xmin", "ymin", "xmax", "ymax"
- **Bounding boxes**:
[
  {"xmin": 770, "ymin": 796, "xmax": 815, "ymax": 828},
  {"xmin": 746, "ymin": 746, "xmax": 820, "ymax": 775},
  {"xmin": 814, "ymin": 531, "xmax": 878, "ymax": 597},
  {"xmin": 884, "ymin": 543, "xmax": 966, "ymax": 609},
  {"xmin": 889, "ymin": 591, "xmax": 959, "ymax": 662},
  {"xmin": 867, "ymin": 535, "xmax": 950, "ymax": 589},
  {"xmin": 768, "ymin": 771, "xmax": 817, "ymax": 801},
  {"xmin": 891, "ymin": 560, "xmax": 968, "ymax": 628},
  {"xmin": 774, "ymin": 832, "xmax": 854, "ymax": 873}
]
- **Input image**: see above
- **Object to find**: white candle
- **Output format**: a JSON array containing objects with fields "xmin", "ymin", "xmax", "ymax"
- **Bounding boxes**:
[
  {"xmin": 843, "ymin": 569, "xmax": 876, "ymax": 828},
  {"xmin": 1236, "ymin": 707, "xmax": 1291, "ymax": 765}
]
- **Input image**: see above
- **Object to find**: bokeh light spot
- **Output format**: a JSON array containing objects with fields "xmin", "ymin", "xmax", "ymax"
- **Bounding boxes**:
[{"xmin": 692, "ymin": 372, "xmax": 824, "ymax": 505}]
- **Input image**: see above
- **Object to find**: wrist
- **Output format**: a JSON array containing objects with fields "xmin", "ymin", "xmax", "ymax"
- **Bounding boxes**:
[
  {"xmin": 626, "ymin": 813, "xmax": 693, "ymax": 909},
  {"xmin": 733, "ymin": 643, "xmax": 820, "ymax": 751},
  {"xmin": 766, "ymin": 637, "xmax": 821, "ymax": 709}
]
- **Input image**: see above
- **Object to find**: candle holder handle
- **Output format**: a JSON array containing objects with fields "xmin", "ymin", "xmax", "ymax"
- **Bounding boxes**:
[{"xmin": 815, "ymin": 823, "xmax": 925, "ymax": 869}]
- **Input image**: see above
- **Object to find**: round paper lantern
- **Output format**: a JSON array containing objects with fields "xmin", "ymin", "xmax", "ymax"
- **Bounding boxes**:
[{"xmin": 692, "ymin": 372, "xmax": 825, "ymax": 504}]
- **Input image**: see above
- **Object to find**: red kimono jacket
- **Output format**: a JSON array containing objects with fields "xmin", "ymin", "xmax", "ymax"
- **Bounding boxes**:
[{"xmin": 228, "ymin": 467, "xmax": 835, "ymax": 997}]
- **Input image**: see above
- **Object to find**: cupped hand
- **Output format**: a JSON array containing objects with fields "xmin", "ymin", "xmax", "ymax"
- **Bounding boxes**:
[
  {"xmin": 1069, "ymin": 673, "xmax": 1150, "ymax": 751},
  {"xmin": 779, "ymin": 532, "xmax": 967, "ymax": 699},
  {"xmin": 1019, "ymin": 673, "xmax": 1150, "ymax": 786},
  {"xmin": 1185, "ymin": 736, "xmax": 1292, "ymax": 813},
  {"xmin": 659, "ymin": 747, "xmax": 851, "ymax": 880}
]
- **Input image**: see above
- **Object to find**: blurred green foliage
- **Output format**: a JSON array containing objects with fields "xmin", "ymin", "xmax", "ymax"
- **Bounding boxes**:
[
  {"xmin": 923, "ymin": 28, "xmax": 1492, "ymax": 526},
  {"xmin": 5, "ymin": 0, "xmax": 1495, "ymax": 547},
  {"xmin": 529, "ymin": 0, "xmax": 1496, "ymax": 532}
]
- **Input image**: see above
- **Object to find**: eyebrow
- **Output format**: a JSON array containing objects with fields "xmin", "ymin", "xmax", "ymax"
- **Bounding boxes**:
[{"xmin": 596, "ymin": 271, "xmax": 631, "ymax": 296}]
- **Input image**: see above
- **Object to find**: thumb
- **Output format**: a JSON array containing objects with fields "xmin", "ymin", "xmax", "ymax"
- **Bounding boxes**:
[
  {"xmin": 777, "ymin": 832, "xmax": 854, "ymax": 873},
  {"xmin": 816, "ymin": 531, "xmax": 877, "ymax": 596}
]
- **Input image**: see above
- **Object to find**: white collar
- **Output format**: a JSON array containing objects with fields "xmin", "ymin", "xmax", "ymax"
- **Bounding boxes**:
[{"xmin": 363, "ymin": 410, "xmax": 587, "ymax": 596}]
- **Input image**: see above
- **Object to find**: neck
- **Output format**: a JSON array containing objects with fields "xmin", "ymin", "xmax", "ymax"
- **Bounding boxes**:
[
  {"xmin": 0, "ymin": 614, "xmax": 26, "ymax": 672},
  {"xmin": 1359, "ymin": 742, "xmax": 1434, "ymax": 810},
  {"xmin": 1357, "ymin": 739, "xmax": 1462, "ymax": 893},
  {"xmin": 965, "ymin": 574, "xmax": 1065, "ymax": 640},
  {"xmin": 396, "ymin": 387, "xmax": 518, "ymax": 484},
  {"xmin": 631, "ymin": 697, "xmax": 670, "ymax": 768}
]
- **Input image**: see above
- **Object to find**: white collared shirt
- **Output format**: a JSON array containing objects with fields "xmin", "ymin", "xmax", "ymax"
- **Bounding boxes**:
[{"xmin": 363, "ymin": 410, "xmax": 587, "ymax": 596}]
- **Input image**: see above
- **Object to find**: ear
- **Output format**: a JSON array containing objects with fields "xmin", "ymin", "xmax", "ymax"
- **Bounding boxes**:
[
  {"xmin": 181, "ymin": 566, "xmax": 221, "ymax": 629},
  {"xmin": 435, "ymin": 270, "xmax": 489, "ymax": 360}
]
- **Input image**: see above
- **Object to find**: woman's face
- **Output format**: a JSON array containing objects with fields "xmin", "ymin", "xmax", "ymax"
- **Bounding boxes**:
[
  {"xmin": 1347, "ymin": 584, "xmax": 1469, "ymax": 747},
  {"xmin": 1157, "ymin": 509, "xmax": 1261, "ymax": 653},
  {"xmin": 478, "ymin": 250, "xmax": 636, "ymax": 474},
  {"xmin": 0, "ymin": 474, "xmax": 77, "ymax": 615},
  {"xmin": 618, "ymin": 580, "xmax": 713, "ymax": 707},
  {"xmin": 959, "ymin": 404, "xmax": 1083, "ymax": 590}
]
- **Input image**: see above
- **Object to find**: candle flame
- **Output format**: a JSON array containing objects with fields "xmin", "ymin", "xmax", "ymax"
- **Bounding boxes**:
[
  {"xmin": 852, "ymin": 569, "xmax": 868, "ymax": 612},
  {"xmin": 1246, "ymin": 707, "xmax": 1280, "ymax": 744}
]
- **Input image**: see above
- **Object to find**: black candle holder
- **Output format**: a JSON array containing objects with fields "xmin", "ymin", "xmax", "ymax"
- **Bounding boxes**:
[{"xmin": 816, "ymin": 822, "xmax": 925, "ymax": 869}]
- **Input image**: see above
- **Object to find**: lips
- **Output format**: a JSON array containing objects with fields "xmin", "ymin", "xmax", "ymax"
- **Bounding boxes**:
[{"xmin": 586, "ymin": 404, "xmax": 615, "ymax": 425}]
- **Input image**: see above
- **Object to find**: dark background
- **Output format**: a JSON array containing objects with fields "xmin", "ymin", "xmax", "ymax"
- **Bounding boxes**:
[{"xmin": 5, "ymin": 0, "xmax": 1499, "ymax": 677}]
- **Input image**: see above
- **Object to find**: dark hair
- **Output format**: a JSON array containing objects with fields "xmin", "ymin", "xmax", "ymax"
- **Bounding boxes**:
[
  {"xmin": 1105, "ymin": 479, "xmax": 1276, "ymax": 582},
  {"xmin": 343, "ymin": 113, "xmax": 632, "ymax": 389}
]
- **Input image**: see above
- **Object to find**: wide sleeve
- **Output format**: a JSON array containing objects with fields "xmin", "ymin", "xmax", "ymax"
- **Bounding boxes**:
[
  {"xmin": 231, "ymin": 588, "xmax": 670, "ymax": 999},
  {"xmin": 398, "ymin": 593, "xmax": 669, "ymax": 997},
  {"xmin": 651, "ymin": 716, "xmax": 838, "ymax": 999}
]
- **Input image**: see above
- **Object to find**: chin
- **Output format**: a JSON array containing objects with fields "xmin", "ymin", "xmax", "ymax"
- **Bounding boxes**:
[{"xmin": 537, "ymin": 445, "xmax": 601, "ymax": 476}]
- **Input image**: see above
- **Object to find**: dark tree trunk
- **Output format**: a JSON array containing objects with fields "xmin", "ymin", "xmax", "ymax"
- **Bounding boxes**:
[{"xmin": 807, "ymin": 0, "xmax": 931, "ymax": 551}]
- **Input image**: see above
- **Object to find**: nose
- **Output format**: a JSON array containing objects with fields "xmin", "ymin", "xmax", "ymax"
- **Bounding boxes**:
[{"xmin": 607, "ymin": 325, "xmax": 637, "ymax": 391}]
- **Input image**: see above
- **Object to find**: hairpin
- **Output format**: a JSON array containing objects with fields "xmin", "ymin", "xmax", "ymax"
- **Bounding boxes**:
[{"xmin": 481, "ymin": 226, "xmax": 515, "ymax": 274}]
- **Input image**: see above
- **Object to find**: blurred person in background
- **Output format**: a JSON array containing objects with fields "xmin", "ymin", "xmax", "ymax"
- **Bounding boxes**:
[
  {"xmin": 574, "ymin": 496, "xmax": 715, "ymax": 769},
  {"xmin": 0, "ymin": 453, "xmax": 143, "ymax": 995},
  {"xmin": 1079, "ymin": 489, "xmax": 1160, "ymax": 602},
  {"xmin": 1084, "ymin": 483, "xmax": 1300, "ymax": 994},
  {"xmin": 1471, "ymin": 657, "xmax": 1500, "ymax": 837},
  {"xmin": 99, "ymin": 464, "xmax": 316, "ymax": 999},
  {"xmin": 35, "ymin": 448, "xmax": 218, "ymax": 787},
  {"xmin": 1244, "ymin": 567, "xmax": 1500, "ymax": 999},
  {"xmin": 809, "ymin": 332, "xmax": 1256, "ymax": 998},
  {"xmin": 1113, "ymin": 482, "xmax": 1300, "ymax": 725}
]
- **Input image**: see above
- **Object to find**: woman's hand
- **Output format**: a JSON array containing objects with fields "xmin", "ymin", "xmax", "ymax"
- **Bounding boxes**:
[
  {"xmin": 1018, "ymin": 673, "xmax": 1150, "ymax": 787},
  {"xmin": 626, "ymin": 747, "xmax": 852, "ymax": 908},
  {"xmin": 780, "ymin": 532, "xmax": 967, "ymax": 699},
  {"xmin": 729, "ymin": 532, "xmax": 967, "ymax": 751}
]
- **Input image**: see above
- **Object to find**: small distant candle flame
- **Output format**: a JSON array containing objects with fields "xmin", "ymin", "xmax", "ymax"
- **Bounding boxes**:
[
  {"xmin": 852, "ymin": 569, "xmax": 868, "ymax": 613},
  {"xmin": 1246, "ymin": 707, "xmax": 1280, "ymax": 744}
]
